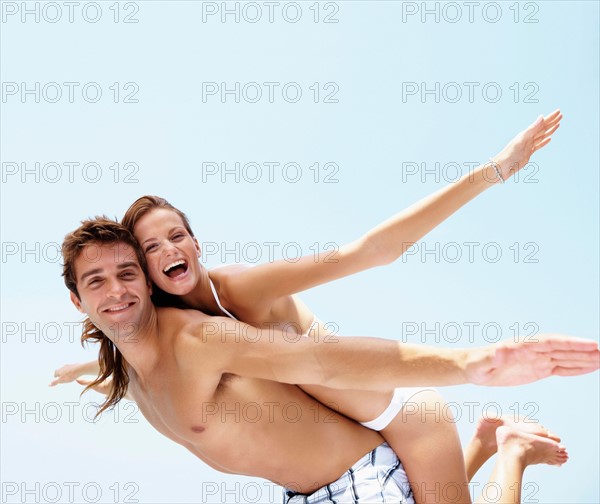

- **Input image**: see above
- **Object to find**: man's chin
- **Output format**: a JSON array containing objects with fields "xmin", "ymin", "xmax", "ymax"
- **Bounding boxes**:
[{"xmin": 94, "ymin": 305, "xmax": 142, "ymax": 341}]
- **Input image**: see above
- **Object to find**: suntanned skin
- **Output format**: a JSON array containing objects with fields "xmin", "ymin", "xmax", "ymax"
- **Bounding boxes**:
[
  {"xmin": 68, "ymin": 240, "xmax": 599, "ymax": 497},
  {"xmin": 132, "ymin": 110, "xmax": 567, "ymax": 423},
  {"xmin": 121, "ymin": 111, "xmax": 573, "ymax": 502},
  {"xmin": 125, "ymin": 308, "xmax": 385, "ymax": 491},
  {"xmin": 55, "ymin": 111, "xmax": 600, "ymax": 502},
  {"xmin": 68, "ymin": 241, "xmax": 384, "ymax": 492}
]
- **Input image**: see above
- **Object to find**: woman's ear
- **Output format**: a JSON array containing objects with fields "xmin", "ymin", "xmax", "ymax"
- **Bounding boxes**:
[{"xmin": 194, "ymin": 237, "xmax": 201, "ymax": 259}]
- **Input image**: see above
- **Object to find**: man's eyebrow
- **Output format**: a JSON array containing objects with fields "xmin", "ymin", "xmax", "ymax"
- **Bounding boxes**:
[
  {"xmin": 80, "ymin": 268, "xmax": 103, "ymax": 282},
  {"xmin": 118, "ymin": 261, "xmax": 140, "ymax": 270},
  {"xmin": 79, "ymin": 262, "xmax": 140, "ymax": 282}
]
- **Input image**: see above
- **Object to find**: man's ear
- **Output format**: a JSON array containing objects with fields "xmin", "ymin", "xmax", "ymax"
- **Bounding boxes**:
[
  {"xmin": 194, "ymin": 237, "xmax": 201, "ymax": 259},
  {"xmin": 147, "ymin": 281, "xmax": 153, "ymax": 296},
  {"xmin": 70, "ymin": 291, "xmax": 84, "ymax": 313}
]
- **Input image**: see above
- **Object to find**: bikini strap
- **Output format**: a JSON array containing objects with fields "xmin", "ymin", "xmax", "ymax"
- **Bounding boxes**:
[{"xmin": 208, "ymin": 278, "xmax": 238, "ymax": 321}]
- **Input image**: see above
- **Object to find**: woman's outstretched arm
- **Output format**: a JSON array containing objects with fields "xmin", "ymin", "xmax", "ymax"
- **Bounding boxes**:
[
  {"xmin": 361, "ymin": 110, "xmax": 562, "ymax": 264},
  {"xmin": 224, "ymin": 110, "xmax": 562, "ymax": 306}
]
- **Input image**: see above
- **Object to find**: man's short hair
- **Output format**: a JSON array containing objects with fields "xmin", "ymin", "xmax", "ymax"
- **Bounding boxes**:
[{"xmin": 62, "ymin": 216, "xmax": 148, "ymax": 299}]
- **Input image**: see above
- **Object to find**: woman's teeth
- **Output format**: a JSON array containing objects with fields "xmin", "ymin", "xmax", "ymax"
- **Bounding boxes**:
[
  {"xmin": 163, "ymin": 260, "xmax": 186, "ymax": 274},
  {"xmin": 163, "ymin": 260, "xmax": 188, "ymax": 278}
]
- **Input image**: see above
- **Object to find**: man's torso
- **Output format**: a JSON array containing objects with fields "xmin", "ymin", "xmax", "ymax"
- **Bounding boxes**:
[{"xmin": 127, "ymin": 307, "xmax": 384, "ymax": 493}]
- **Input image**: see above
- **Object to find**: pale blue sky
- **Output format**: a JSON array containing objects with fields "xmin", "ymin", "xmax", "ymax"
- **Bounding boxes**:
[{"xmin": 2, "ymin": 1, "xmax": 598, "ymax": 503}]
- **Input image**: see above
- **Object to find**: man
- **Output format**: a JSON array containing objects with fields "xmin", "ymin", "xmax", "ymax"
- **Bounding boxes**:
[{"xmin": 60, "ymin": 217, "xmax": 599, "ymax": 503}]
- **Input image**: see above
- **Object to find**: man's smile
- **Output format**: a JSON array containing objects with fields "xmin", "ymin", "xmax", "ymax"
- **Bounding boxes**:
[{"xmin": 103, "ymin": 301, "xmax": 136, "ymax": 313}]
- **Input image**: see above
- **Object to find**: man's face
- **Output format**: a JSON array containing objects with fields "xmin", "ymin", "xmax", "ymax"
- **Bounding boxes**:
[{"xmin": 70, "ymin": 241, "xmax": 153, "ymax": 341}]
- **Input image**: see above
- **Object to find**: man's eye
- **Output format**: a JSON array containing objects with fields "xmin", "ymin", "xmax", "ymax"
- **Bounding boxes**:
[{"xmin": 89, "ymin": 278, "xmax": 101, "ymax": 286}]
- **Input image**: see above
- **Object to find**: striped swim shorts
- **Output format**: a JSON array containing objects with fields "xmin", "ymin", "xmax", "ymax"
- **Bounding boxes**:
[{"xmin": 282, "ymin": 442, "xmax": 414, "ymax": 503}]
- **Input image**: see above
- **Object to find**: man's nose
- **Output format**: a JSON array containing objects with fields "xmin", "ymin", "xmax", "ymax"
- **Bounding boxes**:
[{"xmin": 106, "ymin": 278, "xmax": 127, "ymax": 297}]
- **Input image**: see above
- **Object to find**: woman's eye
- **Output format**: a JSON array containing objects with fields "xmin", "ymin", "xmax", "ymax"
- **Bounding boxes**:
[
  {"xmin": 172, "ymin": 234, "xmax": 184, "ymax": 240},
  {"xmin": 145, "ymin": 244, "xmax": 157, "ymax": 252}
]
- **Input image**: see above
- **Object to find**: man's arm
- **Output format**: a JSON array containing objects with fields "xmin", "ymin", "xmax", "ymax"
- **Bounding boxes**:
[
  {"xmin": 50, "ymin": 361, "xmax": 137, "ymax": 401},
  {"xmin": 185, "ymin": 316, "xmax": 599, "ymax": 389},
  {"xmin": 50, "ymin": 360, "xmax": 100, "ymax": 386},
  {"xmin": 224, "ymin": 111, "xmax": 563, "ymax": 306},
  {"xmin": 72, "ymin": 376, "xmax": 133, "ymax": 401}
]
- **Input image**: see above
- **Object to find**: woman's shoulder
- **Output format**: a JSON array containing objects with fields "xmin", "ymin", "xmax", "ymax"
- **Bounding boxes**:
[
  {"xmin": 209, "ymin": 263, "xmax": 254, "ymax": 277},
  {"xmin": 207, "ymin": 263, "xmax": 257, "ymax": 308}
]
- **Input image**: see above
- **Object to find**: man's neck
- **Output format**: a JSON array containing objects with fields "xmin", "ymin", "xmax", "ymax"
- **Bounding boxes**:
[{"xmin": 107, "ymin": 307, "xmax": 160, "ymax": 384}]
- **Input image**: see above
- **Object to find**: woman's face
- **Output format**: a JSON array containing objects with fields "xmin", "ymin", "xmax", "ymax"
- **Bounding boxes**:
[{"xmin": 133, "ymin": 208, "xmax": 200, "ymax": 296}]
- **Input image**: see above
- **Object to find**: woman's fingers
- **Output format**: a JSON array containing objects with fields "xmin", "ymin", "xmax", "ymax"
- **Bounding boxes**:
[
  {"xmin": 534, "ymin": 115, "xmax": 562, "ymax": 137},
  {"xmin": 535, "ymin": 122, "xmax": 561, "ymax": 142},
  {"xmin": 553, "ymin": 365, "xmax": 600, "ymax": 377},
  {"xmin": 542, "ymin": 115, "xmax": 562, "ymax": 134},
  {"xmin": 544, "ymin": 113, "xmax": 562, "ymax": 129},
  {"xmin": 544, "ymin": 109, "xmax": 561, "ymax": 123},
  {"xmin": 532, "ymin": 110, "xmax": 562, "ymax": 135},
  {"xmin": 532, "ymin": 137, "xmax": 551, "ymax": 153}
]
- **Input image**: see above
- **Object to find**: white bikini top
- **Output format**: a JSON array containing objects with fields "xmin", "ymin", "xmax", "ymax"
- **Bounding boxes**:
[
  {"xmin": 208, "ymin": 277, "xmax": 318, "ymax": 336},
  {"xmin": 208, "ymin": 277, "xmax": 238, "ymax": 320}
]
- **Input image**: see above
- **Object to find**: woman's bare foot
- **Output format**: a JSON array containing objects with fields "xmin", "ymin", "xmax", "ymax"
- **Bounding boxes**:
[
  {"xmin": 496, "ymin": 426, "xmax": 568, "ymax": 467},
  {"xmin": 472, "ymin": 415, "xmax": 561, "ymax": 458}
]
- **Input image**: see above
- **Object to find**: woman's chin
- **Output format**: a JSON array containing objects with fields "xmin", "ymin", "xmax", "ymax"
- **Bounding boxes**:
[{"xmin": 156, "ymin": 272, "xmax": 196, "ymax": 297}]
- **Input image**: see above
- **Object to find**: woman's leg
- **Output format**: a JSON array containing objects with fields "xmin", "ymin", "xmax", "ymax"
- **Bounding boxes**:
[
  {"xmin": 300, "ymin": 385, "xmax": 471, "ymax": 503},
  {"xmin": 464, "ymin": 416, "xmax": 561, "ymax": 481},
  {"xmin": 383, "ymin": 396, "xmax": 567, "ymax": 504},
  {"xmin": 301, "ymin": 385, "xmax": 566, "ymax": 504},
  {"xmin": 381, "ymin": 389, "xmax": 471, "ymax": 504},
  {"xmin": 474, "ymin": 426, "xmax": 568, "ymax": 504}
]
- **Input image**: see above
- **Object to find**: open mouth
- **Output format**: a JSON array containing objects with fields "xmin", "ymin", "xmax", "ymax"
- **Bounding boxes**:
[
  {"xmin": 104, "ymin": 302, "xmax": 135, "ymax": 313},
  {"xmin": 163, "ymin": 259, "xmax": 189, "ymax": 279}
]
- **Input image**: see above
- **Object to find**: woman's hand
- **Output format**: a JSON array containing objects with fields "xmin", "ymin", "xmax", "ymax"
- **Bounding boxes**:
[
  {"xmin": 492, "ymin": 109, "xmax": 563, "ymax": 182},
  {"xmin": 465, "ymin": 333, "xmax": 599, "ymax": 386}
]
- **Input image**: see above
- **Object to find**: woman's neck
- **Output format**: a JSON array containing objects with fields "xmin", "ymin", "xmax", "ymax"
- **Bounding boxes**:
[{"xmin": 180, "ymin": 263, "xmax": 222, "ymax": 315}]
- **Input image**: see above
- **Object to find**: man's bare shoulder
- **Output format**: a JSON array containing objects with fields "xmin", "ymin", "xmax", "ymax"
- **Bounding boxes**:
[
  {"xmin": 156, "ymin": 306, "xmax": 208, "ymax": 334},
  {"xmin": 155, "ymin": 309, "xmax": 234, "ymax": 394},
  {"xmin": 167, "ymin": 310, "xmax": 239, "ymax": 367}
]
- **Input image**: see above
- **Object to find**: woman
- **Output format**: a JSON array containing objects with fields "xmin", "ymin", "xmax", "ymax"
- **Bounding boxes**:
[{"xmin": 54, "ymin": 111, "xmax": 566, "ymax": 503}]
